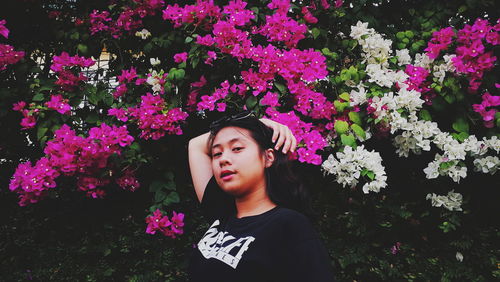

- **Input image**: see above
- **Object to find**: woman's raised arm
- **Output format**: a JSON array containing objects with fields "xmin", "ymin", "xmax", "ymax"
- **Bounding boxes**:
[{"xmin": 188, "ymin": 132, "xmax": 213, "ymax": 203}]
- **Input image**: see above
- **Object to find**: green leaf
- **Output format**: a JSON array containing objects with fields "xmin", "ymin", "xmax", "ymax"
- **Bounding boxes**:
[
  {"xmin": 443, "ymin": 94, "xmax": 455, "ymax": 104},
  {"xmin": 419, "ymin": 109, "xmax": 432, "ymax": 121},
  {"xmin": 366, "ymin": 171, "xmax": 375, "ymax": 180},
  {"xmin": 155, "ymin": 190, "xmax": 167, "ymax": 202},
  {"xmin": 351, "ymin": 124, "xmax": 366, "ymax": 139},
  {"xmin": 348, "ymin": 111, "xmax": 362, "ymax": 125},
  {"xmin": 174, "ymin": 69, "xmax": 185, "ymax": 80},
  {"xmin": 396, "ymin": 32, "xmax": 406, "ymax": 39},
  {"xmin": 178, "ymin": 61, "xmax": 186, "ymax": 69},
  {"xmin": 85, "ymin": 113, "xmax": 100, "ymax": 124},
  {"xmin": 70, "ymin": 32, "xmax": 80, "ymax": 40},
  {"xmin": 246, "ymin": 96, "xmax": 258, "ymax": 109},
  {"xmin": 37, "ymin": 127, "xmax": 48, "ymax": 141},
  {"xmin": 339, "ymin": 92, "xmax": 350, "ymax": 102},
  {"xmin": 33, "ymin": 94, "xmax": 45, "ymax": 102},
  {"xmin": 77, "ymin": 44, "xmax": 88, "ymax": 54},
  {"xmin": 103, "ymin": 94, "xmax": 114, "ymax": 106},
  {"xmin": 165, "ymin": 181, "xmax": 176, "ymax": 191},
  {"xmin": 311, "ymin": 28, "xmax": 320, "ymax": 39},
  {"xmin": 130, "ymin": 142, "xmax": 141, "ymax": 150},
  {"xmin": 163, "ymin": 191, "xmax": 180, "ymax": 206},
  {"xmin": 334, "ymin": 120, "xmax": 349, "ymax": 134},
  {"xmin": 149, "ymin": 181, "xmax": 164, "ymax": 192},
  {"xmin": 340, "ymin": 134, "xmax": 356, "ymax": 148},
  {"xmin": 275, "ymin": 82, "xmax": 287, "ymax": 94},
  {"xmin": 191, "ymin": 56, "xmax": 200, "ymax": 69},
  {"xmin": 405, "ymin": 30, "xmax": 415, "ymax": 38},
  {"xmin": 185, "ymin": 36, "xmax": 193, "ymax": 43},
  {"xmin": 452, "ymin": 118, "xmax": 469, "ymax": 133},
  {"xmin": 334, "ymin": 100, "xmax": 348, "ymax": 112}
]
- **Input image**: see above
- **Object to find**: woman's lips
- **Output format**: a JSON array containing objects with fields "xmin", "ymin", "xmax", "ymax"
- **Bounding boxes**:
[{"xmin": 221, "ymin": 172, "xmax": 235, "ymax": 181}]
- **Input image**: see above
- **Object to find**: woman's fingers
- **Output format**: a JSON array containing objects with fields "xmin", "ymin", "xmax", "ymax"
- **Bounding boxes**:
[
  {"xmin": 275, "ymin": 125, "xmax": 286, "ymax": 150},
  {"xmin": 260, "ymin": 118, "xmax": 297, "ymax": 153},
  {"xmin": 291, "ymin": 133, "xmax": 297, "ymax": 153},
  {"xmin": 282, "ymin": 129, "xmax": 293, "ymax": 153}
]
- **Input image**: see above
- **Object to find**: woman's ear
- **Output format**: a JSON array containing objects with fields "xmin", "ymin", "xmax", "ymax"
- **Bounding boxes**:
[{"xmin": 264, "ymin": 148, "xmax": 275, "ymax": 168}]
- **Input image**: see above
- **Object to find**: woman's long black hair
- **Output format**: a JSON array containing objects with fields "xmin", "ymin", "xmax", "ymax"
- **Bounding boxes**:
[{"xmin": 206, "ymin": 112, "xmax": 316, "ymax": 220}]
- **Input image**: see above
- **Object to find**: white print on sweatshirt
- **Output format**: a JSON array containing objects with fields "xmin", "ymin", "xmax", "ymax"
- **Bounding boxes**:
[{"xmin": 197, "ymin": 220, "xmax": 256, "ymax": 269}]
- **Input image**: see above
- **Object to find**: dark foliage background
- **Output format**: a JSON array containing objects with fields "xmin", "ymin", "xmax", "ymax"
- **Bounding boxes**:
[{"xmin": 1, "ymin": 0, "xmax": 499, "ymax": 281}]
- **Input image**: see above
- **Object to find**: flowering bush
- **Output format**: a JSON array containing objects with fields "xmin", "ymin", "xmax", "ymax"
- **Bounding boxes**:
[{"xmin": 1, "ymin": 0, "xmax": 499, "ymax": 280}]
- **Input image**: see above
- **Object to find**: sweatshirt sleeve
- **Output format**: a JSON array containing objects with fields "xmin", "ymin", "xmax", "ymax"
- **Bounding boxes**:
[
  {"xmin": 282, "ymin": 213, "xmax": 336, "ymax": 282},
  {"xmin": 200, "ymin": 176, "xmax": 236, "ymax": 222}
]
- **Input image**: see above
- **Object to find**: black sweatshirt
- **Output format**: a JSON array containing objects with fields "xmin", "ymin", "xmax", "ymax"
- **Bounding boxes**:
[{"xmin": 187, "ymin": 176, "xmax": 336, "ymax": 282}]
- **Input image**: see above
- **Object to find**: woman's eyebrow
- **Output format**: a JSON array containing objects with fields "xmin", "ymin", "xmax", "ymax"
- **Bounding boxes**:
[{"xmin": 212, "ymin": 137, "xmax": 246, "ymax": 149}]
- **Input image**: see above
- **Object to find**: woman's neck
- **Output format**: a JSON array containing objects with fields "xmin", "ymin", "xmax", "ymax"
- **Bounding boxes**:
[{"xmin": 233, "ymin": 187, "xmax": 277, "ymax": 219}]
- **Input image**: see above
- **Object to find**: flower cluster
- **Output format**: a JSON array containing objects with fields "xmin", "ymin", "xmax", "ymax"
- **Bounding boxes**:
[
  {"xmin": 350, "ymin": 21, "xmax": 500, "ymax": 187},
  {"xmin": 45, "ymin": 94, "xmax": 71, "ymax": 115},
  {"xmin": 472, "ymin": 92, "xmax": 500, "ymax": 127},
  {"xmin": 12, "ymin": 101, "xmax": 38, "ymax": 129},
  {"xmin": 127, "ymin": 93, "xmax": 189, "ymax": 139},
  {"xmin": 145, "ymin": 70, "xmax": 168, "ymax": 94},
  {"xmin": 50, "ymin": 52, "xmax": 95, "ymax": 91},
  {"xmin": 114, "ymin": 67, "xmax": 146, "ymax": 98},
  {"xmin": 321, "ymin": 145, "xmax": 387, "ymax": 193},
  {"xmin": 255, "ymin": 0, "xmax": 307, "ymax": 48},
  {"xmin": 162, "ymin": 0, "xmax": 222, "ymax": 29},
  {"xmin": 452, "ymin": 18, "xmax": 499, "ymax": 93},
  {"xmin": 116, "ymin": 169, "xmax": 141, "ymax": 192},
  {"xmin": 403, "ymin": 65, "xmax": 433, "ymax": 104},
  {"xmin": 426, "ymin": 18, "xmax": 500, "ymax": 94},
  {"xmin": 9, "ymin": 157, "xmax": 60, "ymax": 206},
  {"xmin": 0, "ymin": 19, "xmax": 24, "ymax": 71},
  {"xmin": 9, "ymin": 123, "xmax": 136, "ymax": 205},
  {"xmin": 424, "ymin": 27, "xmax": 455, "ymax": 59},
  {"xmin": 89, "ymin": 1, "xmax": 165, "ymax": 38},
  {"xmin": 145, "ymin": 209, "xmax": 185, "ymax": 238},
  {"xmin": 426, "ymin": 190, "xmax": 463, "ymax": 211}
]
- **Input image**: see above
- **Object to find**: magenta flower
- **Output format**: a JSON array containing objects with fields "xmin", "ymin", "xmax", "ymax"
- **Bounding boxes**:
[
  {"xmin": 0, "ymin": 19, "xmax": 9, "ymax": 38},
  {"xmin": 108, "ymin": 108, "xmax": 129, "ymax": 122},
  {"xmin": 170, "ymin": 211, "xmax": 185, "ymax": 236},
  {"xmin": 45, "ymin": 94, "xmax": 71, "ymax": 115},
  {"xmin": 116, "ymin": 169, "xmax": 140, "ymax": 192},
  {"xmin": 260, "ymin": 91, "xmax": 281, "ymax": 107},
  {"xmin": 204, "ymin": 51, "xmax": 217, "ymax": 66},
  {"xmin": 391, "ymin": 242, "xmax": 401, "ymax": 255},
  {"xmin": 0, "ymin": 44, "xmax": 24, "ymax": 71},
  {"xmin": 173, "ymin": 52, "xmax": 188, "ymax": 63}
]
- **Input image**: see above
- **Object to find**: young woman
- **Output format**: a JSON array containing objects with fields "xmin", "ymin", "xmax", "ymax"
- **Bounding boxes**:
[{"xmin": 187, "ymin": 111, "xmax": 335, "ymax": 281}]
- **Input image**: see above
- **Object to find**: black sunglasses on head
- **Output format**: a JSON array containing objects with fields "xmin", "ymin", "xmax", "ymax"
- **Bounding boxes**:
[{"xmin": 209, "ymin": 110, "xmax": 256, "ymax": 131}]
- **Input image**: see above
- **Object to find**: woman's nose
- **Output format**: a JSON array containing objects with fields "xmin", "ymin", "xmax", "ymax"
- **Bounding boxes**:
[{"xmin": 218, "ymin": 152, "xmax": 231, "ymax": 166}]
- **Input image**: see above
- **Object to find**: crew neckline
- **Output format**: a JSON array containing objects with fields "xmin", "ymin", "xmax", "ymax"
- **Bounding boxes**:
[{"xmin": 229, "ymin": 205, "xmax": 281, "ymax": 223}]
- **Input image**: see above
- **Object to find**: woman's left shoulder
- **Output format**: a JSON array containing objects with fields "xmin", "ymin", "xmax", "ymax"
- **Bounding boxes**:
[{"xmin": 273, "ymin": 207, "xmax": 317, "ymax": 237}]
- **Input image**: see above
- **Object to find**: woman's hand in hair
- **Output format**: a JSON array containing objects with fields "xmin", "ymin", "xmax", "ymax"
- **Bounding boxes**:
[{"xmin": 259, "ymin": 118, "xmax": 297, "ymax": 154}]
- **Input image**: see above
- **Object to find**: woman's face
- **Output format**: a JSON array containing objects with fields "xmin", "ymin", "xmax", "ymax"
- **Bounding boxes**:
[{"xmin": 210, "ymin": 126, "xmax": 273, "ymax": 198}]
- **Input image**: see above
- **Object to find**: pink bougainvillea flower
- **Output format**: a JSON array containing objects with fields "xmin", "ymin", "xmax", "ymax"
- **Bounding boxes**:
[
  {"xmin": 116, "ymin": 169, "xmax": 140, "ymax": 192},
  {"xmin": 0, "ymin": 19, "xmax": 9, "ymax": 38},
  {"xmin": 108, "ymin": 107, "xmax": 129, "ymax": 122},
  {"xmin": 391, "ymin": 242, "xmax": 402, "ymax": 254},
  {"xmin": 173, "ymin": 52, "xmax": 188, "ymax": 63},
  {"xmin": 204, "ymin": 51, "xmax": 217, "ymax": 66},
  {"xmin": 45, "ymin": 94, "xmax": 71, "ymax": 115},
  {"xmin": 170, "ymin": 211, "xmax": 185, "ymax": 236}
]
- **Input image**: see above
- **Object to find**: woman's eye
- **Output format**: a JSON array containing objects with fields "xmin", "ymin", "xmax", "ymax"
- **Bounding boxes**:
[
  {"xmin": 233, "ymin": 147, "xmax": 243, "ymax": 152},
  {"xmin": 212, "ymin": 152, "xmax": 221, "ymax": 157}
]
